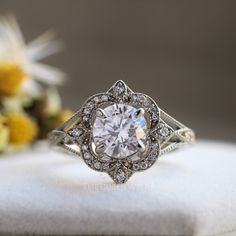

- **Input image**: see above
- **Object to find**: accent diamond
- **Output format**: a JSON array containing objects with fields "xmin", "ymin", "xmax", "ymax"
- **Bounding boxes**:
[
  {"xmin": 68, "ymin": 127, "xmax": 83, "ymax": 137},
  {"xmin": 140, "ymin": 161, "xmax": 148, "ymax": 169},
  {"xmin": 94, "ymin": 161, "xmax": 101, "ymax": 170},
  {"xmin": 114, "ymin": 168, "xmax": 128, "ymax": 184},
  {"xmin": 101, "ymin": 95, "xmax": 108, "ymax": 102},
  {"xmin": 93, "ymin": 97, "xmax": 100, "ymax": 103},
  {"xmin": 159, "ymin": 126, "xmax": 170, "ymax": 137},
  {"xmin": 102, "ymin": 162, "xmax": 110, "ymax": 170},
  {"xmin": 114, "ymin": 82, "xmax": 125, "ymax": 95},
  {"xmin": 133, "ymin": 163, "xmax": 140, "ymax": 171},
  {"xmin": 84, "ymin": 152, "xmax": 91, "ymax": 160}
]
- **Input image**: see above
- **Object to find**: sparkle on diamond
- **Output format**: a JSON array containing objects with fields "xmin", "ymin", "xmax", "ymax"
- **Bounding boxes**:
[{"xmin": 92, "ymin": 103, "xmax": 147, "ymax": 158}]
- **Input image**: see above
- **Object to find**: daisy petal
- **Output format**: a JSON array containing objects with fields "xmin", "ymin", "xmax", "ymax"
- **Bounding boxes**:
[
  {"xmin": 26, "ymin": 30, "xmax": 64, "ymax": 60},
  {"xmin": 29, "ymin": 62, "xmax": 66, "ymax": 85}
]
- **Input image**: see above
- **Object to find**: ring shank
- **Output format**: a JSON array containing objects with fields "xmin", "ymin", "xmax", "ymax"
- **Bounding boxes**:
[
  {"xmin": 48, "ymin": 110, "xmax": 82, "ymax": 155},
  {"xmin": 159, "ymin": 109, "xmax": 195, "ymax": 156}
]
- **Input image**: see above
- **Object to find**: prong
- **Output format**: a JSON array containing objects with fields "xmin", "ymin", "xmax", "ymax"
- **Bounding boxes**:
[
  {"xmin": 137, "ymin": 142, "xmax": 146, "ymax": 153},
  {"xmin": 95, "ymin": 143, "xmax": 106, "ymax": 154},
  {"xmin": 135, "ymin": 108, "xmax": 145, "ymax": 118},
  {"xmin": 96, "ymin": 108, "xmax": 106, "ymax": 118}
]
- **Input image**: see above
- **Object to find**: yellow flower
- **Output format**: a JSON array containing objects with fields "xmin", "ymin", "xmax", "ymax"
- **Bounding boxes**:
[
  {"xmin": 44, "ymin": 86, "xmax": 62, "ymax": 116},
  {"xmin": 0, "ymin": 114, "xmax": 9, "ymax": 152},
  {"xmin": 57, "ymin": 109, "xmax": 73, "ymax": 125},
  {"xmin": 0, "ymin": 63, "xmax": 26, "ymax": 96},
  {"xmin": 6, "ymin": 112, "xmax": 38, "ymax": 145}
]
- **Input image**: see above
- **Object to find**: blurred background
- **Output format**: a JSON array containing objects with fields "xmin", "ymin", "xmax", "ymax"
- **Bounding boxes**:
[{"xmin": 0, "ymin": 0, "xmax": 235, "ymax": 142}]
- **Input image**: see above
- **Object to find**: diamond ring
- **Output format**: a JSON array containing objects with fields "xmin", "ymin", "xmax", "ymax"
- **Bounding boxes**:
[{"xmin": 49, "ymin": 81, "xmax": 195, "ymax": 184}]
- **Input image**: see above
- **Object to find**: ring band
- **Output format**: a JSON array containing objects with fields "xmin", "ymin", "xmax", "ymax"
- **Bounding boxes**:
[{"xmin": 49, "ymin": 81, "xmax": 195, "ymax": 184}]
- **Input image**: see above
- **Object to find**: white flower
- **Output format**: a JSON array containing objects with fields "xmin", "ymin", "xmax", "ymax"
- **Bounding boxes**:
[
  {"xmin": 0, "ymin": 15, "xmax": 66, "ymax": 97},
  {"xmin": 44, "ymin": 86, "xmax": 62, "ymax": 116}
]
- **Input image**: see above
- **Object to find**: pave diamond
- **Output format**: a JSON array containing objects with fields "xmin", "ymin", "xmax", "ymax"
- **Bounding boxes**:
[
  {"xmin": 159, "ymin": 126, "xmax": 170, "ymax": 137},
  {"xmin": 94, "ymin": 161, "xmax": 101, "ymax": 170},
  {"xmin": 84, "ymin": 152, "xmax": 91, "ymax": 159},
  {"xmin": 68, "ymin": 127, "xmax": 83, "ymax": 137},
  {"xmin": 93, "ymin": 103, "xmax": 148, "ymax": 158},
  {"xmin": 114, "ymin": 82, "xmax": 125, "ymax": 95},
  {"xmin": 115, "ymin": 169, "xmax": 126, "ymax": 183}
]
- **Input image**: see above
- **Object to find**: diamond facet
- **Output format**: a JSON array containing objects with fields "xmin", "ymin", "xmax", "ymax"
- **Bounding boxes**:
[
  {"xmin": 93, "ymin": 103, "xmax": 148, "ymax": 158},
  {"xmin": 102, "ymin": 162, "xmax": 110, "ymax": 170}
]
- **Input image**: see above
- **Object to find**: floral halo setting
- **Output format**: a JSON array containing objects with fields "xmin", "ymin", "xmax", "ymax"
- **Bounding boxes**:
[{"xmin": 50, "ymin": 81, "xmax": 195, "ymax": 184}]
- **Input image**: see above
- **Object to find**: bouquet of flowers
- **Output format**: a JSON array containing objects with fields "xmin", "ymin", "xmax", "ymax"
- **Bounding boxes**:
[{"xmin": 0, "ymin": 15, "xmax": 72, "ymax": 153}]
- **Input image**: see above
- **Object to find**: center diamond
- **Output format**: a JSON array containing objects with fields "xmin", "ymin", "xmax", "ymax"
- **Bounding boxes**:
[{"xmin": 92, "ymin": 104, "xmax": 147, "ymax": 158}]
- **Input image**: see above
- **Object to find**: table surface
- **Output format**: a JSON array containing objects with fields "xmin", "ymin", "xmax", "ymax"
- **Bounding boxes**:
[{"xmin": 0, "ymin": 140, "xmax": 235, "ymax": 236}]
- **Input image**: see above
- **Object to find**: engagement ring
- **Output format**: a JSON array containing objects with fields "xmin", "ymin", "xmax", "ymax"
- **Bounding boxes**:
[{"xmin": 49, "ymin": 81, "xmax": 195, "ymax": 184}]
